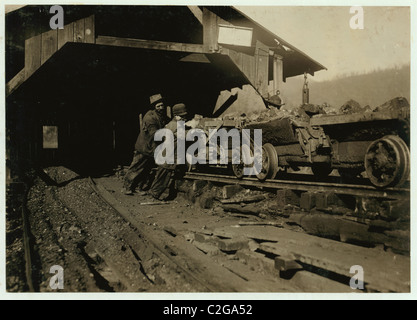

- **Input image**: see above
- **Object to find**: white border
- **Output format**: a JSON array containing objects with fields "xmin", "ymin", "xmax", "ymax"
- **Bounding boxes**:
[{"xmin": 1, "ymin": 0, "xmax": 415, "ymax": 300}]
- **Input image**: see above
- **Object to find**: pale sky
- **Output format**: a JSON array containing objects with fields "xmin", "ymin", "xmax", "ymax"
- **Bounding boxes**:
[{"xmin": 237, "ymin": 6, "xmax": 410, "ymax": 82}]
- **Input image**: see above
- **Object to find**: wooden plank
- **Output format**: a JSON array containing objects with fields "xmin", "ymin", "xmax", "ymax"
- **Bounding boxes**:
[
  {"xmin": 260, "ymin": 241, "xmax": 409, "ymax": 292},
  {"xmin": 212, "ymin": 225, "xmax": 407, "ymax": 264},
  {"xmin": 58, "ymin": 22, "xmax": 74, "ymax": 49},
  {"xmin": 224, "ymin": 48, "xmax": 255, "ymax": 85},
  {"xmin": 255, "ymin": 40, "xmax": 270, "ymax": 97},
  {"xmin": 84, "ymin": 15, "xmax": 95, "ymax": 43},
  {"xmin": 96, "ymin": 36, "xmax": 205, "ymax": 53},
  {"xmin": 6, "ymin": 68, "xmax": 26, "ymax": 97},
  {"xmin": 74, "ymin": 18, "xmax": 85, "ymax": 42},
  {"xmin": 212, "ymin": 225, "xmax": 287, "ymax": 242},
  {"xmin": 226, "ymin": 49, "xmax": 241, "ymax": 72},
  {"xmin": 241, "ymin": 52, "xmax": 255, "ymax": 85},
  {"xmin": 41, "ymin": 29, "xmax": 58, "ymax": 65},
  {"xmin": 25, "ymin": 34, "xmax": 41, "ymax": 79},
  {"xmin": 212, "ymin": 224, "xmax": 410, "ymax": 292}
]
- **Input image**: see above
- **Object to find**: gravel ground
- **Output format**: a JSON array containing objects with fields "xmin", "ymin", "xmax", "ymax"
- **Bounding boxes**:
[
  {"xmin": 7, "ymin": 166, "xmax": 210, "ymax": 292},
  {"xmin": 6, "ymin": 183, "xmax": 28, "ymax": 292}
]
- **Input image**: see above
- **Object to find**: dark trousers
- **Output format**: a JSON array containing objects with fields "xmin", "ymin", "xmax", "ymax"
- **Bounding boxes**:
[
  {"xmin": 149, "ymin": 166, "xmax": 176, "ymax": 200},
  {"xmin": 123, "ymin": 152, "xmax": 155, "ymax": 191}
]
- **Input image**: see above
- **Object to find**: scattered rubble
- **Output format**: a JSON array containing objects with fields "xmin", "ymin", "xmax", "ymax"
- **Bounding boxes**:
[{"xmin": 339, "ymin": 99, "xmax": 365, "ymax": 114}]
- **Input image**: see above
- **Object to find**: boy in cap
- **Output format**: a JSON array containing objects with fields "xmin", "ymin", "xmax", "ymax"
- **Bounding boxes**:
[
  {"xmin": 148, "ymin": 103, "xmax": 189, "ymax": 200},
  {"xmin": 122, "ymin": 93, "xmax": 169, "ymax": 195}
]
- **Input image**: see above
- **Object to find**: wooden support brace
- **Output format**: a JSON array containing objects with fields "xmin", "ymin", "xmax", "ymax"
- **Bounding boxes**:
[{"xmin": 187, "ymin": 6, "xmax": 203, "ymax": 24}]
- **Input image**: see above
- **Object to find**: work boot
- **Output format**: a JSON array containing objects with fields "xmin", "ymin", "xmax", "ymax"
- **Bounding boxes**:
[{"xmin": 148, "ymin": 191, "xmax": 163, "ymax": 201}]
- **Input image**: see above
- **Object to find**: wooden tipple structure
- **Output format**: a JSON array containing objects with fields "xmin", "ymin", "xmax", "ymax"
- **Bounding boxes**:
[{"xmin": 6, "ymin": 5, "xmax": 325, "ymax": 176}]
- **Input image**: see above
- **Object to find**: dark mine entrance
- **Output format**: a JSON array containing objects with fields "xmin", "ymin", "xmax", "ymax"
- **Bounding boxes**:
[{"xmin": 7, "ymin": 41, "xmax": 249, "ymax": 177}]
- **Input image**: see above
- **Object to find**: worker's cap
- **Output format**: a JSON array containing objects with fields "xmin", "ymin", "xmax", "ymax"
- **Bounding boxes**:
[
  {"xmin": 150, "ymin": 93, "xmax": 163, "ymax": 106},
  {"xmin": 173, "ymin": 103, "xmax": 188, "ymax": 116}
]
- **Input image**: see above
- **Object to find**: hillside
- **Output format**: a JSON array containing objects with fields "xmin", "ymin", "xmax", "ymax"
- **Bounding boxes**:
[{"xmin": 281, "ymin": 65, "xmax": 410, "ymax": 109}]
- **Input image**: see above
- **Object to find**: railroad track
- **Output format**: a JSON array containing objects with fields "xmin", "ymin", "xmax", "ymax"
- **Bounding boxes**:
[
  {"xmin": 88, "ymin": 176, "xmax": 410, "ymax": 293},
  {"xmin": 17, "ymin": 169, "xmax": 410, "ymax": 293},
  {"xmin": 183, "ymin": 172, "xmax": 409, "ymax": 199},
  {"xmin": 87, "ymin": 177, "xmax": 218, "ymax": 292},
  {"xmin": 87, "ymin": 178, "xmax": 287, "ymax": 292},
  {"xmin": 11, "ymin": 182, "xmax": 36, "ymax": 292}
]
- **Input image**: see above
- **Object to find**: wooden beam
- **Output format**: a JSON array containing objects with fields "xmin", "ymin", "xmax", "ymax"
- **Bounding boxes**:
[
  {"xmin": 6, "ymin": 68, "xmax": 26, "ymax": 97},
  {"xmin": 212, "ymin": 93, "xmax": 238, "ymax": 118},
  {"xmin": 96, "ymin": 35, "xmax": 206, "ymax": 54},
  {"xmin": 273, "ymin": 55, "xmax": 283, "ymax": 94},
  {"xmin": 187, "ymin": 6, "xmax": 203, "ymax": 24},
  {"xmin": 179, "ymin": 53, "xmax": 210, "ymax": 63}
]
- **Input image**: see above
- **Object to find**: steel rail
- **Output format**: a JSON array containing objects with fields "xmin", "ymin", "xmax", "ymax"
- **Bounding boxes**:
[
  {"xmin": 184, "ymin": 172, "xmax": 409, "ymax": 199},
  {"xmin": 9, "ymin": 182, "xmax": 36, "ymax": 292}
]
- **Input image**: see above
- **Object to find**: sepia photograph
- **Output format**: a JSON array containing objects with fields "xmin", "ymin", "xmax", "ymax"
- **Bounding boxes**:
[{"xmin": 2, "ymin": 1, "xmax": 414, "ymax": 301}]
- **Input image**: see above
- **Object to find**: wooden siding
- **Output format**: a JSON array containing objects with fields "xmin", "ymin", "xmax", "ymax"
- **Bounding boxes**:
[{"xmin": 7, "ymin": 15, "xmax": 95, "ymax": 97}]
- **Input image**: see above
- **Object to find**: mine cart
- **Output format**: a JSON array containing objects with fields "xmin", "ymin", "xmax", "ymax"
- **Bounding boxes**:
[
  {"xmin": 243, "ymin": 98, "xmax": 410, "ymax": 189},
  {"xmin": 185, "ymin": 116, "xmax": 244, "ymax": 168},
  {"xmin": 310, "ymin": 103, "xmax": 410, "ymax": 188}
]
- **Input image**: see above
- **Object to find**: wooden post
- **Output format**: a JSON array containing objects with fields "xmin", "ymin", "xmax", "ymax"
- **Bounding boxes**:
[
  {"xmin": 255, "ymin": 40, "xmax": 269, "ymax": 98},
  {"xmin": 84, "ymin": 15, "xmax": 95, "ymax": 43},
  {"xmin": 202, "ymin": 8, "xmax": 219, "ymax": 52},
  {"xmin": 273, "ymin": 54, "xmax": 283, "ymax": 95}
]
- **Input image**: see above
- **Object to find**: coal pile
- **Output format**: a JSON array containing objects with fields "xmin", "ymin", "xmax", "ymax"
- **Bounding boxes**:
[{"xmin": 240, "ymin": 96, "xmax": 409, "ymax": 125}]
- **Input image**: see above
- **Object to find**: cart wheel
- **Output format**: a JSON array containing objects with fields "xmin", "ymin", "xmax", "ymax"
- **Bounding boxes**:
[
  {"xmin": 232, "ymin": 144, "xmax": 252, "ymax": 179},
  {"xmin": 256, "ymin": 143, "xmax": 279, "ymax": 181},
  {"xmin": 364, "ymin": 135, "xmax": 409, "ymax": 188}
]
